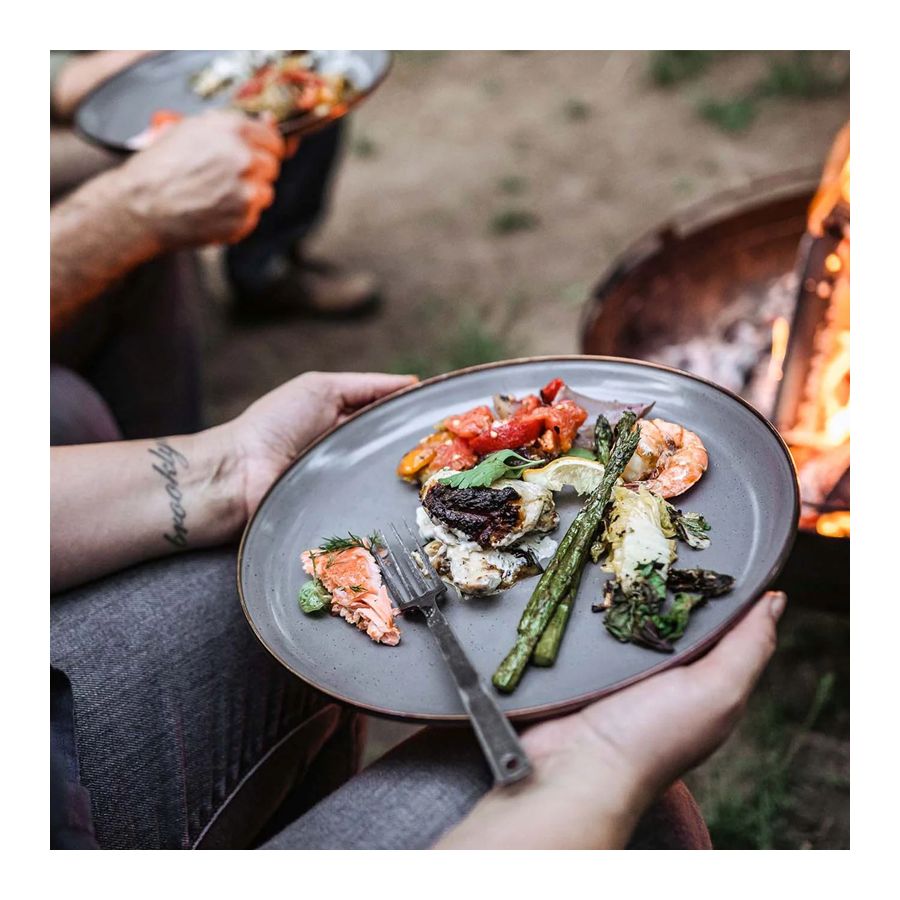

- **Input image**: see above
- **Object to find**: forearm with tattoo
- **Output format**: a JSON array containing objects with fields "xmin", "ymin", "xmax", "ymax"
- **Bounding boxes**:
[{"xmin": 51, "ymin": 429, "xmax": 245, "ymax": 593}]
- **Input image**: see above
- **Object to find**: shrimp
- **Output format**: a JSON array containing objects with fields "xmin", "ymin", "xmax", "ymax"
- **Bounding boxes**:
[{"xmin": 623, "ymin": 418, "xmax": 708, "ymax": 499}]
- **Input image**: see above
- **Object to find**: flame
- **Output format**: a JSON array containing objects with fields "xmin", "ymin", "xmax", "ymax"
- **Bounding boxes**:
[
  {"xmin": 816, "ymin": 511, "xmax": 850, "ymax": 539},
  {"xmin": 821, "ymin": 331, "xmax": 850, "ymax": 446},
  {"xmin": 808, "ymin": 124, "xmax": 850, "ymax": 238},
  {"xmin": 768, "ymin": 316, "xmax": 790, "ymax": 383},
  {"xmin": 786, "ymin": 124, "xmax": 850, "ymax": 537}
]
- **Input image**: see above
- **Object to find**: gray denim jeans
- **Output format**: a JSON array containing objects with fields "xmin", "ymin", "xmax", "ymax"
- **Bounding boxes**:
[{"xmin": 51, "ymin": 549, "xmax": 710, "ymax": 849}]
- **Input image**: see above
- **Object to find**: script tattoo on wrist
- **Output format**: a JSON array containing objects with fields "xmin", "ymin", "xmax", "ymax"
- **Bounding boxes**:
[{"xmin": 149, "ymin": 440, "xmax": 190, "ymax": 548}]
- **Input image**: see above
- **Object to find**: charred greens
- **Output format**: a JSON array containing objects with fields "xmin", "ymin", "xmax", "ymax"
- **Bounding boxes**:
[
  {"xmin": 667, "ymin": 568, "xmax": 735, "ymax": 597},
  {"xmin": 665, "ymin": 503, "xmax": 712, "ymax": 550},
  {"xmin": 597, "ymin": 563, "xmax": 734, "ymax": 652}
]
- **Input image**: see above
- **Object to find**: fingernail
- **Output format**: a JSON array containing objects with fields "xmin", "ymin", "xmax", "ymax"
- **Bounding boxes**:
[{"xmin": 766, "ymin": 591, "xmax": 787, "ymax": 622}]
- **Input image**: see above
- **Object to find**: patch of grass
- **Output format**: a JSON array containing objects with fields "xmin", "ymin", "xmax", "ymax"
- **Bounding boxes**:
[
  {"xmin": 697, "ymin": 671, "xmax": 837, "ymax": 849},
  {"xmin": 696, "ymin": 51, "xmax": 849, "ymax": 134},
  {"xmin": 649, "ymin": 50, "xmax": 716, "ymax": 86},
  {"xmin": 563, "ymin": 98, "xmax": 591, "ymax": 121},
  {"xmin": 649, "ymin": 51, "xmax": 848, "ymax": 134},
  {"xmin": 387, "ymin": 314, "xmax": 512, "ymax": 379},
  {"xmin": 760, "ymin": 52, "xmax": 849, "ymax": 99},
  {"xmin": 351, "ymin": 135, "xmax": 378, "ymax": 159},
  {"xmin": 699, "ymin": 97, "xmax": 758, "ymax": 133},
  {"xmin": 497, "ymin": 175, "xmax": 527, "ymax": 196},
  {"xmin": 489, "ymin": 208, "xmax": 539, "ymax": 235}
]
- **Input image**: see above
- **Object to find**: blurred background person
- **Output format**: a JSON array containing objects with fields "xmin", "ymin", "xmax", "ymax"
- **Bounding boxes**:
[{"xmin": 50, "ymin": 51, "xmax": 379, "ymax": 445}]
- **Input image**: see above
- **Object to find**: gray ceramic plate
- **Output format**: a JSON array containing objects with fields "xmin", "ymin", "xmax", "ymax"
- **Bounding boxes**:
[
  {"xmin": 239, "ymin": 357, "xmax": 798, "ymax": 722},
  {"xmin": 75, "ymin": 50, "xmax": 392, "ymax": 152}
]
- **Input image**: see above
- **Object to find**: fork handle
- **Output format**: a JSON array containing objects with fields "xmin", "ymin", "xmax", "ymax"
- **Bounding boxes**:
[{"xmin": 422, "ymin": 604, "xmax": 533, "ymax": 786}]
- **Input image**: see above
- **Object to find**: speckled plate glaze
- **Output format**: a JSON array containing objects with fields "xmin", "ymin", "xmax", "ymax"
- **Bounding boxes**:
[
  {"xmin": 238, "ymin": 357, "xmax": 798, "ymax": 723},
  {"xmin": 75, "ymin": 50, "xmax": 392, "ymax": 152}
]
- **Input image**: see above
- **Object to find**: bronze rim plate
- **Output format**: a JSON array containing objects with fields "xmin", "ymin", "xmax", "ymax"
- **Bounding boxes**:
[
  {"xmin": 238, "ymin": 356, "xmax": 799, "ymax": 723},
  {"xmin": 75, "ymin": 50, "xmax": 392, "ymax": 153}
]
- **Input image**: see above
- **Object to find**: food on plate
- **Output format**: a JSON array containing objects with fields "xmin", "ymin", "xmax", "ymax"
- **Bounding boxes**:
[
  {"xmin": 664, "ymin": 503, "xmax": 712, "ymax": 550},
  {"xmin": 416, "ymin": 469, "xmax": 559, "ymax": 595},
  {"xmin": 129, "ymin": 52, "xmax": 360, "ymax": 150},
  {"xmin": 296, "ymin": 374, "xmax": 727, "ymax": 673},
  {"xmin": 396, "ymin": 379, "xmax": 589, "ymax": 485},
  {"xmin": 493, "ymin": 412, "xmax": 642, "ymax": 691},
  {"xmin": 233, "ymin": 53, "xmax": 355, "ymax": 122},
  {"xmin": 190, "ymin": 51, "xmax": 281, "ymax": 98},
  {"xmin": 190, "ymin": 51, "xmax": 358, "ymax": 122},
  {"xmin": 299, "ymin": 534, "xmax": 401, "ymax": 645},
  {"xmin": 522, "ymin": 456, "xmax": 607, "ymax": 495},
  {"xmin": 397, "ymin": 432, "xmax": 478, "ymax": 483},
  {"xmin": 591, "ymin": 487, "xmax": 732, "ymax": 652},
  {"xmin": 395, "ymin": 378, "xmax": 706, "ymax": 500},
  {"xmin": 602, "ymin": 485, "xmax": 677, "ymax": 590},
  {"xmin": 621, "ymin": 418, "xmax": 708, "ymax": 499}
]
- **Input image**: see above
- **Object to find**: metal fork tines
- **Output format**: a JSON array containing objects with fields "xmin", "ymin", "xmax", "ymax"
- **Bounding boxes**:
[{"xmin": 376, "ymin": 523, "xmax": 533, "ymax": 787}]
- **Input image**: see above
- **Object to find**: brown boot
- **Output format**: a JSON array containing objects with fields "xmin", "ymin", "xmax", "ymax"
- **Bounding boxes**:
[{"xmin": 232, "ymin": 259, "xmax": 381, "ymax": 322}]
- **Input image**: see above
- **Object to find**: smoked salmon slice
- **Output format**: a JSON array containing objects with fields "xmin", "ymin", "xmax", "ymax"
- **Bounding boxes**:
[{"xmin": 301, "ymin": 542, "xmax": 401, "ymax": 645}]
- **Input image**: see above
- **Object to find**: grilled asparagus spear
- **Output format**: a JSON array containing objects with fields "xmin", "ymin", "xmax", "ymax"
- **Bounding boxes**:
[
  {"xmin": 492, "ymin": 412, "xmax": 640, "ymax": 692},
  {"xmin": 532, "ymin": 565, "xmax": 584, "ymax": 666}
]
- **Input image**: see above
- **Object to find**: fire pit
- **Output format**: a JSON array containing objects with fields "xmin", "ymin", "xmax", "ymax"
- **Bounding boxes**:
[{"xmin": 581, "ymin": 130, "xmax": 850, "ymax": 612}]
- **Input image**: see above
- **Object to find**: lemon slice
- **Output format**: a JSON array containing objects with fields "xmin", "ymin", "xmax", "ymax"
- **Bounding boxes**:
[{"xmin": 522, "ymin": 457, "xmax": 606, "ymax": 495}]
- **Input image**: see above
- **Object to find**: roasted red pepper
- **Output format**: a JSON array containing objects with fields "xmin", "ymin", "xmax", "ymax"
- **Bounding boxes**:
[
  {"xmin": 540, "ymin": 378, "xmax": 566, "ymax": 404},
  {"xmin": 442, "ymin": 405, "xmax": 495, "ymax": 441},
  {"xmin": 538, "ymin": 399, "xmax": 588, "ymax": 452},
  {"xmin": 468, "ymin": 415, "xmax": 545, "ymax": 455},
  {"xmin": 426, "ymin": 438, "xmax": 478, "ymax": 476}
]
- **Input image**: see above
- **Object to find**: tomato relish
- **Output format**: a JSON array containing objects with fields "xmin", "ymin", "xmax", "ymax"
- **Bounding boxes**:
[{"xmin": 396, "ymin": 379, "xmax": 588, "ymax": 483}]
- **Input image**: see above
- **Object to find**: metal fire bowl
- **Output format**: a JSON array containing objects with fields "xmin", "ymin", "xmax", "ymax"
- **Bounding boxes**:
[{"xmin": 580, "ymin": 175, "xmax": 849, "ymax": 613}]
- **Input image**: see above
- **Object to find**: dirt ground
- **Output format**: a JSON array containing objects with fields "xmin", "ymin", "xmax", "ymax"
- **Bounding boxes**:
[{"xmin": 200, "ymin": 51, "xmax": 850, "ymax": 849}]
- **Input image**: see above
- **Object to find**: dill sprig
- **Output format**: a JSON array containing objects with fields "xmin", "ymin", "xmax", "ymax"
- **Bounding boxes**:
[{"xmin": 318, "ymin": 532, "xmax": 382, "ymax": 553}]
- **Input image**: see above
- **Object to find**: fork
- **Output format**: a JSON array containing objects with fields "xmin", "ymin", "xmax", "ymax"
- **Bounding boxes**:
[{"xmin": 376, "ymin": 523, "xmax": 533, "ymax": 787}]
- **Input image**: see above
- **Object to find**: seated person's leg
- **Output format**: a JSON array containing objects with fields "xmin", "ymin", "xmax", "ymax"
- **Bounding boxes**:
[
  {"xmin": 85, "ymin": 251, "xmax": 204, "ymax": 439},
  {"xmin": 51, "ymin": 548, "xmax": 361, "ymax": 849},
  {"xmin": 51, "ymin": 252, "xmax": 204, "ymax": 441},
  {"xmin": 226, "ymin": 120, "xmax": 378, "ymax": 318},
  {"xmin": 51, "ymin": 364, "xmax": 122, "ymax": 446},
  {"xmin": 259, "ymin": 728, "xmax": 710, "ymax": 850}
]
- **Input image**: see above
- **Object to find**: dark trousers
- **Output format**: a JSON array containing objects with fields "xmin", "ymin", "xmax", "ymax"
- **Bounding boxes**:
[
  {"xmin": 51, "ymin": 248, "xmax": 205, "ymax": 444},
  {"xmin": 225, "ymin": 120, "xmax": 344, "ymax": 293}
]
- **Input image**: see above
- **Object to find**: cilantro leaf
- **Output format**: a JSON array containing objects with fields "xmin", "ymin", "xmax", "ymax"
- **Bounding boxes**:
[{"xmin": 438, "ymin": 450, "xmax": 543, "ymax": 489}]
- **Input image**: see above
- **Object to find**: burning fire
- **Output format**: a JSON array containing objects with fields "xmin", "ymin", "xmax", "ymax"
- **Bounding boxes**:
[
  {"xmin": 771, "ymin": 124, "xmax": 850, "ymax": 538},
  {"xmin": 767, "ymin": 316, "xmax": 790, "ymax": 383}
]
